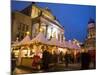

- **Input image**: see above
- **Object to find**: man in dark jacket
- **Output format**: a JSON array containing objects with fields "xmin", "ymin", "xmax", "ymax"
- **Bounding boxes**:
[
  {"xmin": 81, "ymin": 49, "xmax": 91, "ymax": 70},
  {"xmin": 11, "ymin": 52, "xmax": 16, "ymax": 74},
  {"xmin": 42, "ymin": 47, "xmax": 50, "ymax": 71},
  {"xmin": 64, "ymin": 52, "xmax": 69, "ymax": 67}
]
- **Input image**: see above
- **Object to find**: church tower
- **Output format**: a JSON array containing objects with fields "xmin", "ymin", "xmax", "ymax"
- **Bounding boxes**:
[{"xmin": 85, "ymin": 18, "xmax": 96, "ymax": 50}]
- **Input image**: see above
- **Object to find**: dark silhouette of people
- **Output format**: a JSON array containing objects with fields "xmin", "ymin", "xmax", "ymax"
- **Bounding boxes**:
[
  {"xmin": 64, "ymin": 51, "xmax": 69, "ymax": 67},
  {"xmin": 59, "ymin": 51, "xmax": 64, "ymax": 63},
  {"xmin": 42, "ymin": 46, "xmax": 50, "ymax": 71},
  {"xmin": 92, "ymin": 50, "xmax": 96, "ymax": 69},
  {"xmin": 71, "ymin": 52, "xmax": 74, "ymax": 64},
  {"xmin": 53, "ymin": 51, "xmax": 58, "ymax": 65},
  {"xmin": 32, "ymin": 54, "xmax": 41, "ymax": 70},
  {"xmin": 88, "ymin": 50, "xmax": 96, "ymax": 69},
  {"xmin": 11, "ymin": 52, "xmax": 16, "ymax": 75},
  {"xmin": 76, "ymin": 52, "xmax": 81, "ymax": 63},
  {"xmin": 81, "ymin": 49, "xmax": 91, "ymax": 70}
]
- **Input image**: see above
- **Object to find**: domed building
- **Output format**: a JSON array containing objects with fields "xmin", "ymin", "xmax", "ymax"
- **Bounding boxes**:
[
  {"xmin": 85, "ymin": 18, "xmax": 96, "ymax": 49},
  {"xmin": 84, "ymin": 18, "xmax": 96, "ymax": 69}
]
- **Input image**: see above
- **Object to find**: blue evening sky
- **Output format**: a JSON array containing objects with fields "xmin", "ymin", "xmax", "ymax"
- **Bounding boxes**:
[{"xmin": 11, "ymin": 1, "xmax": 96, "ymax": 43}]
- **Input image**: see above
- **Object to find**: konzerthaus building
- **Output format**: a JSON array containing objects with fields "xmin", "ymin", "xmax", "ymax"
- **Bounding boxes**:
[{"xmin": 11, "ymin": 3, "xmax": 65, "ymax": 43}]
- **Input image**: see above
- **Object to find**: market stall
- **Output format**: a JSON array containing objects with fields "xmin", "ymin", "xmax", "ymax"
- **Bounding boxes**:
[
  {"xmin": 47, "ymin": 37, "xmax": 61, "ymax": 54},
  {"xmin": 30, "ymin": 32, "xmax": 48, "ymax": 58},
  {"xmin": 16, "ymin": 35, "xmax": 31, "ymax": 66}
]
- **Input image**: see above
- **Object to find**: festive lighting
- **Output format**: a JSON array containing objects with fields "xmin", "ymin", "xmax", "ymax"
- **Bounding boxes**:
[
  {"xmin": 40, "ymin": 28, "xmax": 43, "ymax": 32},
  {"xmin": 26, "ymin": 31, "xmax": 30, "ymax": 35}
]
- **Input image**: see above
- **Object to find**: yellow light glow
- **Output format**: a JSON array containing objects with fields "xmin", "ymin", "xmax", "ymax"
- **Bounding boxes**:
[
  {"xmin": 26, "ymin": 31, "xmax": 30, "ymax": 35},
  {"xmin": 40, "ymin": 28, "xmax": 43, "ymax": 32},
  {"xmin": 16, "ymin": 37, "xmax": 19, "ymax": 40}
]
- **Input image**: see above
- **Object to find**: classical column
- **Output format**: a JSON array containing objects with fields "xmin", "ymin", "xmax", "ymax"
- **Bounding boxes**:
[
  {"xmin": 50, "ymin": 27, "xmax": 53, "ymax": 39},
  {"xmin": 38, "ymin": 19, "xmax": 41, "ymax": 33},
  {"xmin": 45, "ymin": 25, "xmax": 48, "ymax": 38}
]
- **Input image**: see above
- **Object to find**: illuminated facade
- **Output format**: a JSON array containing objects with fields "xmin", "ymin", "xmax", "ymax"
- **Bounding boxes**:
[
  {"xmin": 11, "ymin": 3, "xmax": 65, "ymax": 43},
  {"xmin": 85, "ymin": 19, "xmax": 96, "ymax": 49},
  {"xmin": 11, "ymin": 12, "xmax": 32, "ymax": 42}
]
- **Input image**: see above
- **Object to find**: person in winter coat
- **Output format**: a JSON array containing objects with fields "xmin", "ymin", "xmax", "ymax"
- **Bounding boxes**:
[
  {"xmin": 11, "ymin": 52, "xmax": 16, "ymax": 75},
  {"xmin": 32, "ymin": 54, "xmax": 41, "ymax": 70},
  {"xmin": 81, "ymin": 49, "xmax": 91, "ymax": 70},
  {"xmin": 42, "ymin": 47, "xmax": 50, "ymax": 71},
  {"xmin": 64, "ymin": 51, "xmax": 70, "ymax": 67}
]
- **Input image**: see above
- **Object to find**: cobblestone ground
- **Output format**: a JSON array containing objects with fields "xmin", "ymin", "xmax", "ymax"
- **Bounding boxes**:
[{"xmin": 14, "ymin": 63, "xmax": 95, "ymax": 74}]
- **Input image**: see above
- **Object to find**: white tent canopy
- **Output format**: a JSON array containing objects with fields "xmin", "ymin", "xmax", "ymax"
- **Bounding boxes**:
[
  {"xmin": 18, "ymin": 35, "xmax": 31, "ymax": 46},
  {"xmin": 72, "ymin": 43, "xmax": 80, "ymax": 50},
  {"xmin": 31, "ymin": 32, "xmax": 48, "ymax": 44},
  {"xmin": 47, "ymin": 37, "xmax": 61, "ymax": 47},
  {"xmin": 12, "ymin": 39, "xmax": 19, "ymax": 47},
  {"xmin": 66, "ymin": 40, "xmax": 73, "ymax": 49},
  {"xmin": 60, "ymin": 41, "xmax": 67, "ymax": 48},
  {"xmin": 66, "ymin": 40, "xmax": 80, "ymax": 49}
]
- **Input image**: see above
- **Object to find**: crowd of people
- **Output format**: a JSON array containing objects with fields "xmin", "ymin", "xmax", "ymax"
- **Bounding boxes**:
[
  {"xmin": 11, "ymin": 46, "xmax": 96, "ymax": 74},
  {"xmin": 31, "ymin": 46, "xmax": 96, "ymax": 71}
]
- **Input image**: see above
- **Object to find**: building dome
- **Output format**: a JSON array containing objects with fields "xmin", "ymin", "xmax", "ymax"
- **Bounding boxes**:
[
  {"xmin": 88, "ymin": 18, "xmax": 95, "ymax": 24},
  {"xmin": 88, "ymin": 18, "xmax": 95, "ymax": 28}
]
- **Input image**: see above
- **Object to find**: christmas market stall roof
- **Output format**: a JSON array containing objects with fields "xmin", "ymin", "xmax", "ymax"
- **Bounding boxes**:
[
  {"xmin": 72, "ymin": 43, "xmax": 80, "ymax": 50},
  {"xmin": 60, "ymin": 41, "xmax": 67, "ymax": 48},
  {"xmin": 66, "ymin": 40, "xmax": 80, "ymax": 50},
  {"xmin": 66, "ymin": 40, "xmax": 73, "ymax": 49},
  {"xmin": 12, "ymin": 39, "xmax": 19, "ymax": 47},
  {"xmin": 47, "ymin": 37, "xmax": 61, "ymax": 47},
  {"xmin": 30, "ymin": 32, "xmax": 48, "ymax": 44},
  {"xmin": 18, "ymin": 35, "xmax": 31, "ymax": 46}
]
